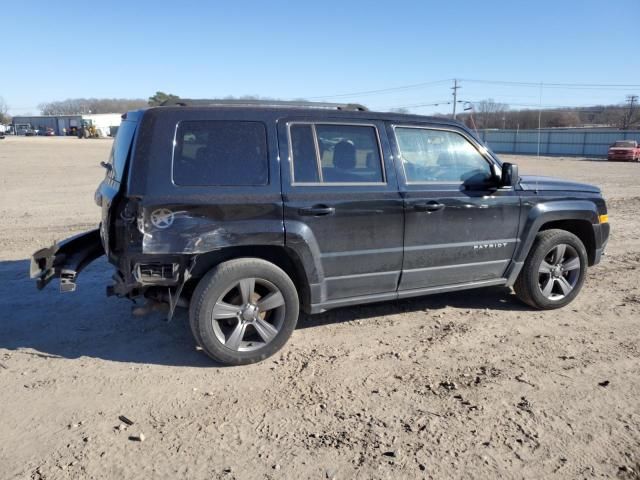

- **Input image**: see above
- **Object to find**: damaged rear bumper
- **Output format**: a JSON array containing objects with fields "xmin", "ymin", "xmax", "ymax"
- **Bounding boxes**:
[{"xmin": 30, "ymin": 229, "xmax": 104, "ymax": 292}]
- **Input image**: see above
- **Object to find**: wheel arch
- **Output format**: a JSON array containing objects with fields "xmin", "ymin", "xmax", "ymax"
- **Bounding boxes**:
[
  {"xmin": 189, "ymin": 245, "xmax": 312, "ymax": 313},
  {"xmin": 538, "ymin": 219, "xmax": 596, "ymax": 265},
  {"xmin": 514, "ymin": 200, "xmax": 599, "ymax": 266}
]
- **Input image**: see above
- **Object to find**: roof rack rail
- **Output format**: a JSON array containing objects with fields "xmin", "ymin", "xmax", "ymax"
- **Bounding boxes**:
[{"xmin": 159, "ymin": 99, "xmax": 368, "ymax": 111}]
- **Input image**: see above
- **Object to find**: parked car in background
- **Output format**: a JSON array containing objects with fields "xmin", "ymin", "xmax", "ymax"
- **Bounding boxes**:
[
  {"xmin": 15, "ymin": 123, "xmax": 35, "ymax": 136},
  {"xmin": 607, "ymin": 140, "xmax": 640, "ymax": 162},
  {"xmin": 41, "ymin": 127, "xmax": 55, "ymax": 136}
]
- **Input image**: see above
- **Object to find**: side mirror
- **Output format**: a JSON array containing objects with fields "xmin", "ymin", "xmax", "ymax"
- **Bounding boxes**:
[{"xmin": 500, "ymin": 162, "xmax": 519, "ymax": 187}]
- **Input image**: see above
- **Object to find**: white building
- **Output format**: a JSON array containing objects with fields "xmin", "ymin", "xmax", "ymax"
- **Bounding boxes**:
[{"xmin": 11, "ymin": 113, "xmax": 123, "ymax": 136}]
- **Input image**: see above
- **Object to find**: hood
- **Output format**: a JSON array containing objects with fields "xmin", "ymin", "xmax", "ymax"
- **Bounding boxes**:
[{"xmin": 519, "ymin": 175, "xmax": 601, "ymax": 194}]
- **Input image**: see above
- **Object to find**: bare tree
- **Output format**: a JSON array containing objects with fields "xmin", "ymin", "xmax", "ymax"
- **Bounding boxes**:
[
  {"xmin": 474, "ymin": 99, "xmax": 509, "ymax": 129},
  {"xmin": 39, "ymin": 98, "xmax": 147, "ymax": 115},
  {"xmin": 0, "ymin": 96, "xmax": 10, "ymax": 124},
  {"xmin": 455, "ymin": 97, "xmax": 640, "ymax": 130}
]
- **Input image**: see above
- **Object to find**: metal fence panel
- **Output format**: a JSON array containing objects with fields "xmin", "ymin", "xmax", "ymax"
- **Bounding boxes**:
[{"xmin": 481, "ymin": 129, "xmax": 640, "ymax": 157}]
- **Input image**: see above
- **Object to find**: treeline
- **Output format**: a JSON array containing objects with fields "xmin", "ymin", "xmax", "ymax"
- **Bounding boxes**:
[
  {"xmin": 36, "ymin": 92, "xmax": 283, "ymax": 114},
  {"xmin": 37, "ymin": 92, "xmax": 182, "ymax": 114},
  {"xmin": 0, "ymin": 96, "xmax": 9, "ymax": 123},
  {"xmin": 38, "ymin": 98, "xmax": 148, "ymax": 115},
  {"xmin": 30, "ymin": 93, "xmax": 640, "ymax": 130},
  {"xmin": 455, "ymin": 99, "xmax": 639, "ymax": 130}
]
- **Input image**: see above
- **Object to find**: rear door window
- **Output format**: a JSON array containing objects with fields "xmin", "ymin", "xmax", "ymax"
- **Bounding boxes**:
[
  {"xmin": 290, "ymin": 124, "xmax": 320, "ymax": 183},
  {"xmin": 173, "ymin": 121, "xmax": 268, "ymax": 186},
  {"xmin": 289, "ymin": 123, "xmax": 384, "ymax": 184}
]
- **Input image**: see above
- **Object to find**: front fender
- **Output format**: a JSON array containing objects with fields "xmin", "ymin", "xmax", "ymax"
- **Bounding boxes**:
[{"xmin": 514, "ymin": 199, "xmax": 599, "ymax": 263}]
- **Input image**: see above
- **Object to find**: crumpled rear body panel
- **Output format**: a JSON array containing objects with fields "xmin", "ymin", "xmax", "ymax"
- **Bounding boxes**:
[{"xmin": 30, "ymin": 229, "xmax": 104, "ymax": 291}]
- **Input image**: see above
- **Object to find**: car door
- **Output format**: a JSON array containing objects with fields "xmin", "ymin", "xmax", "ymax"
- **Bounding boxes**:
[
  {"xmin": 279, "ymin": 118, "xmax": 404, "ymax": 303},
  {"xmin": 388, "ymin": 123, "xmax": 521, "ymax": 292}
]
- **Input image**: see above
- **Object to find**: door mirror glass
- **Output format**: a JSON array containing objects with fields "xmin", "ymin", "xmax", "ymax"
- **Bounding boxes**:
[{"xmin": 500, "ymin": 162, "xmax": 519, "ymax": 187}]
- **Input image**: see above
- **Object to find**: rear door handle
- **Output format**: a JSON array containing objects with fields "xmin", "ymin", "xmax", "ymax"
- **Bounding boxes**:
[
  {"xmin": 414, "ymin": 201, "xmax": 445, "ymax": 212},
  {"xmin": 298, "ymin": 205, "xmax": 335, "ymax": 216}
]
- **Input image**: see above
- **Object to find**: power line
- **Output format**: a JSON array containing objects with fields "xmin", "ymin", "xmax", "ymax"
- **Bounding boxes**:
[
  {"xmin": 461, "ymin": 78, "xmax": 640, "ymax": 90},
  {"xmin": 306, "ymin": 79, "xmax": 452, "ymax": 100},
  {"xmin": 466, "ymin": 101, "xmax": 621, "ymax": 110},
  {"xmin": 378, "ymin": 99, "xmax": 638, "ymax": 116},
  {"xmin": 392, "ymin": 100, "xmax": 606, "ymax": 110},
  {"xmin": 308, "ymin": 78, "xmax": 640, "ymax": 103},
  {"xmin": 383, "ymin": 100, "xmax": 452, "ymax": 110}
]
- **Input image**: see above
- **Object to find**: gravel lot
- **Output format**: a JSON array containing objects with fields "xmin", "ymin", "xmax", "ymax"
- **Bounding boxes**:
[{"xmin": 1, "ymin": 136, "xmax": 639, "ymax": 479}]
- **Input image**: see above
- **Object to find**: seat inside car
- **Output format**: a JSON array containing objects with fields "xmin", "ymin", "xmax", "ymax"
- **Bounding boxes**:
[{"xmin": 324, "ymin": 140, "xmax": 361, "ymax": 182}]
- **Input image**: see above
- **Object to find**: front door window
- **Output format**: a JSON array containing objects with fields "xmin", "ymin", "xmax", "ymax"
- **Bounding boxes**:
[{"xmin": 395, "ymin": 127, "xmax": 493, "ymax": 185}]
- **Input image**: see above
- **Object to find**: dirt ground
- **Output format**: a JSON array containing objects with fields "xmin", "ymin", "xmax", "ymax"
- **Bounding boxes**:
[{"xmin": 0, "ymin": 136, "xmax": 638, "ymax": 480}]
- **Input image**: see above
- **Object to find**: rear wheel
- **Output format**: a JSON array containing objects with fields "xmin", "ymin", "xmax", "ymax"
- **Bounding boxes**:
[
  {"xmin": 189, "ymin": 258, "xmax": 299, "ymax": 365},
  {"xmin": 514, "ymin": 229, "xmax": 588, "ymax": 309}
]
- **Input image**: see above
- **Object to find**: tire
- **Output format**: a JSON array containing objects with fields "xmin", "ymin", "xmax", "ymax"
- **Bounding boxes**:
[
  {"xmin": 189, "ymin": 258, "xmax": 299, "ymax": 366},
  {"xmin": 514, "ymin": 229, "xmax": 588, "ymax": 309}
]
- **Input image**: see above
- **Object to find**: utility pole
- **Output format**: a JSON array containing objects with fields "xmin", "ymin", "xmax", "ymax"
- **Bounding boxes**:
[
  {"xmin": 537, "ymin": 82, "xmax": 543, "ymax": 159},
  {"xmin": 451, "ymin": 79, "xmax": 460, "ymax": 119},
  {"xmin": 623, "ymin": 94, "xmax": 638, "ymax": 130}
]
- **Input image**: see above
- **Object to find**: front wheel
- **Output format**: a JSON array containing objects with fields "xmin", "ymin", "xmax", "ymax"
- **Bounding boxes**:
[
  {"xmin": 189, "ymin": 258, "xmax": 299, "ymax": 365},
  {"xmin": 514, "ymin": 229, "xmax": 588, "ymax": 309}
]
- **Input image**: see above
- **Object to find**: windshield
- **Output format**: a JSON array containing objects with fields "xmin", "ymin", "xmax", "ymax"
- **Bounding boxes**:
[
  {"xmin": 613, "ymin": 141, "xmax": 636, "ymax": 148},
  {"xmin": 107, "ymin": 119, "xmax": 137, "ymax": 182}
]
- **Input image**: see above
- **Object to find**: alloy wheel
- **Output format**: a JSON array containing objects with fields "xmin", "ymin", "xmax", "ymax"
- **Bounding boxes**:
[
  {"xmin": 537, "ymin": 243, "xmax": 581, "ymax": 301},
  {"xmin": 211, "ymin": 277, "xmax": 286, "ymax": 352}
]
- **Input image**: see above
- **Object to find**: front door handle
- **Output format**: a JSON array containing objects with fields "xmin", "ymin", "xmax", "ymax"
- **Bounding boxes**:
[
  {"xmin": 414, "ymin": 201, "xmax": 445, "ymax": 212},
  {"xmin": 298, "ymin": 205, "xmax": 336, "ymax": 217}
]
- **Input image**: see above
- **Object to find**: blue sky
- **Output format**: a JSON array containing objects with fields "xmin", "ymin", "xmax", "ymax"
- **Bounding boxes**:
[{"xmin": 3, "ymin": 0, "xmax": 639, "ymax": 115}]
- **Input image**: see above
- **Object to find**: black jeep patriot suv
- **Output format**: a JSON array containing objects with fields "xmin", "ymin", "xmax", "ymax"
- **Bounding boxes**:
[{"xmin": 31, "ymin": 100, "xmax": 610, "ymax": 365}]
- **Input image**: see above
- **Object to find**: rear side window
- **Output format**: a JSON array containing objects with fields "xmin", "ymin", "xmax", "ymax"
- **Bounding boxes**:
[
  {"xmin": 289, "ymin": 123, "xmax": 384, "ymax": 184},
  {"xmin": 173, "ymin": 121, "xmax": 268, "ymax": 186},
  {"xmin": 107, "ymin": 119, "xmax": 136, "ymax": 182}
]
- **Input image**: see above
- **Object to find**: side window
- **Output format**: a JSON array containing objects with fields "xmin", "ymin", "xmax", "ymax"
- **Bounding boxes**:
[
  {"xmin": 107, "ymin": 119, "xmax": 137, "ymax": 182},
  {"xmin": 395, "ymin": 127, "xmax": 493, "ymax": 184},
  {"xmin": 173, "ymin": 121, "xmax": 268, "ymax": 186},
  {"xmin": 289, "ymin": 123, "xmax": 384, "ymax": 184},
  {"xmin": 290, "ymin": 124, "xmax": 319, "ymax": 183}
]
